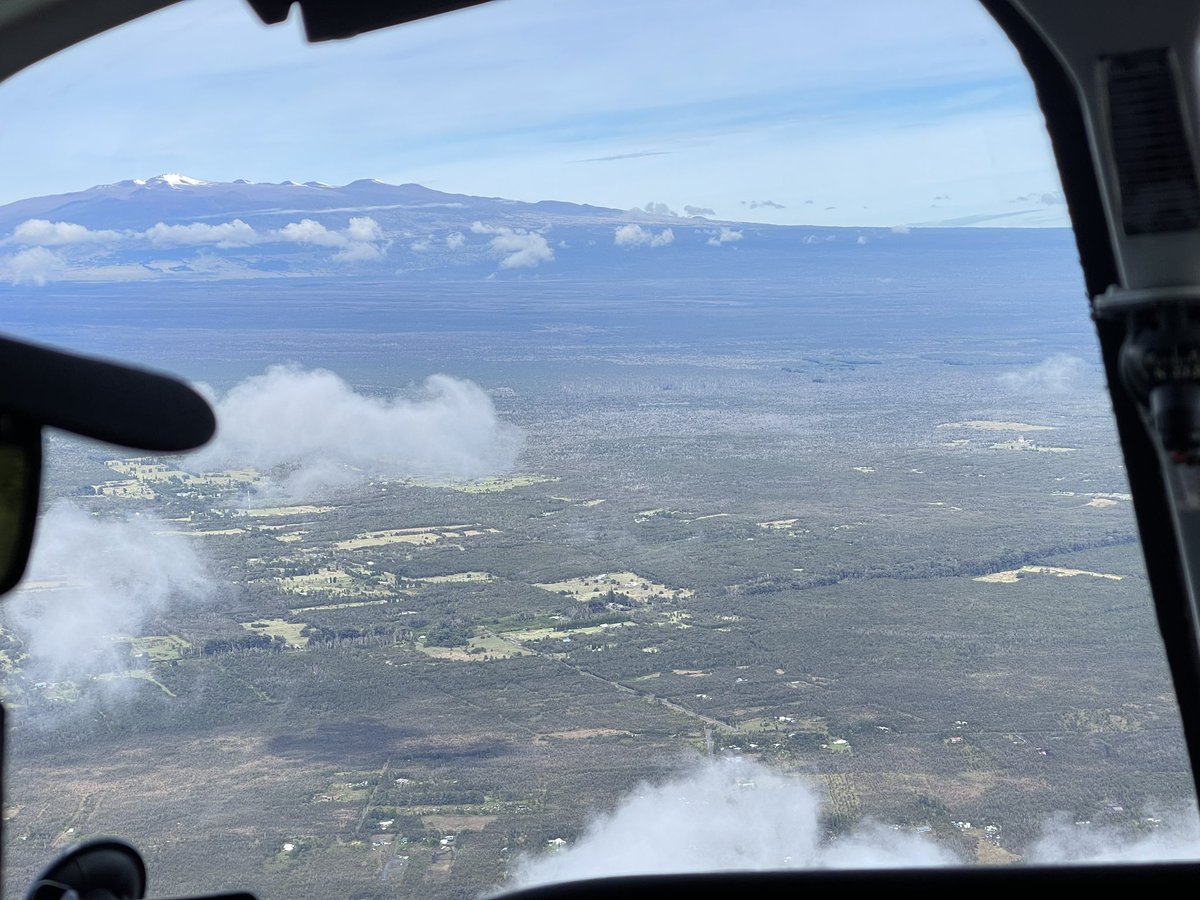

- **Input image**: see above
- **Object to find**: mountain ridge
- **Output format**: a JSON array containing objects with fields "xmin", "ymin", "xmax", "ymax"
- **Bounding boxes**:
[
  {"xmin": 0, "ymin": 175, "xmax": 635, "ymax": 232},
  {"xmin": 0, "ymin": 175, "xmax": 1069, "ymax": 285}
]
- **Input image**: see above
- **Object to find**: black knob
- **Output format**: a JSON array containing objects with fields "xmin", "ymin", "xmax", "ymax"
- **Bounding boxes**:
[{"xmin": 25, "ymin": 838, "xmax": 146, "ymax": 900}]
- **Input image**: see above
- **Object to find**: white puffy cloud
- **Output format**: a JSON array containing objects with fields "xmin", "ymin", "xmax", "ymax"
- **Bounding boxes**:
[
  {"xmin": 514, "ymin": 763, "xmax": 1199, "ymax": 889},
  {"xmin": 143, "ymin": 216, "xmax": 388, "ymax": 255},
  {"xmin": 4, "ymin": 214, "xmax": 390, "ymax": 270},
  {"xmin": 409, "ymin": 238, "xmax": 433, "ymax": 253},
  {"xmin": 7, "ymin": 246, "xmax": 66, "ymax": 284},
  {"xmin": 144, "ymin": 219, "xmax": 260, "ymax": 248},
  {"xmin": 190, "ymin": 366, "xmax": 523, "ymax": 495},
  {"xmin": 707, "ymin": 226, "xmax": 743, "ymax": 246},
  {"xmin": 614, "ymin": 224, "xmax": 674, "ymax": 248},
  {"xmin": 275, "ymin": 218, "xmax": 346, "ymax": 248},
  {"xmin": 267, "ymin": 216, "xmax": 388, "ymax": 262},
  {"xmin": 470, "ymin": 222, "xmax": 554, "ymax": 268},
  {"xmin": 11, "ymin": 219, "xmax": 122, "ymax": 245},
  {"xmin": 445, "ymin": 231, "xmax": 466, "ymax": 250},
  {"xmin": 509, "ymin": 759, "xmax": 953, "ymax": 890},
  {"xmin": 148, "ymin": 215, "xmax": 387, "ymax": 262},
  {"xmin": 491, "ymin": 230, "xmax": 554, "ymax": 268},
  {"xmin": 345, "ymin": 216, "xmax": 382, "ymax": 242}
]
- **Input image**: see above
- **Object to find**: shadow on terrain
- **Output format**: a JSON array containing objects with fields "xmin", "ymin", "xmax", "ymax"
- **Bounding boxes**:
[{"xmin": 267, "ymin": 717, "xmax": 423, "ymax": 763}]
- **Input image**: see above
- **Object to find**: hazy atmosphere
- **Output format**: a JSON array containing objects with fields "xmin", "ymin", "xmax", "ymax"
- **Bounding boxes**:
[
  {"xmin": 0, "ymin": 1, "xmax": 1195, "ymax": 898},
  {"xmin": 0, "ymin": 0, "xmax": 1065, "ymax": 226}
]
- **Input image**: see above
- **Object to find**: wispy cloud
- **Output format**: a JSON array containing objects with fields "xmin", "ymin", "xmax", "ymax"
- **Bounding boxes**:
[
  {"xmin": 742, "ymin": 199, "xmax": 785, "ymax": 210},
  {"xmin": 0, "ymin": 0, "xmax": 1066, "ymax": 226},
  {"xmin": 706, "ymin": 226, "xmax": 743, "ymax": 246},
  {"xmin": 641, "ymin": 201, "xmax": 677, "ymax": 217},
  {"xmin": 1027, "ymin": 808, "xmax": 1200, "ymax": 863},
  {"xmin": 6, "ymin": 501, "xmax": 210, "ymax": 687},
  {"xmin": 578, "ymin": 151, "xmax": 672, "ymax": 163},
  {"xmin": 999, "ymin": 354, "xmax": 1089, "ymax": 394},
  {"xmin": 332, "ymin": 240, "xmax": 386, "ymax": 263},
  {"xmin": 1010, "ymin": 191, "xmax": 1065, "ymax": 206}
]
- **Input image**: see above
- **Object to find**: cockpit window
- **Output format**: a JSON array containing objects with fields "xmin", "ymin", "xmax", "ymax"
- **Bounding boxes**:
[{"xmin": 0, "ymin": 1, "xmax": 1195, "ymax": 897}]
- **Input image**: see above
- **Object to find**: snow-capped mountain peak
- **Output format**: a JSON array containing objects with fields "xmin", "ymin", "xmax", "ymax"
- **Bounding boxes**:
[{"xmin": 138, "ymin": 173, "xmax": 209, "ymax": 188}]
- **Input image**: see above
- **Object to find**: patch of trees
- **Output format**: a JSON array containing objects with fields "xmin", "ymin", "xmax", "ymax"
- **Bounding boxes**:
[
  {"xmin": 302, "ymin": 623, "xmax": 412, "ymax": 647},
  {"xmin": 576, "ymin": 590, "xmax": 638, "ymax": 615},
  {"xmin": 200, "ymin": 633, "xmax": 287, "ymax": 656},
  {"xmin": 563, "ymin": 608, "xmax": 631, "ymax": 628},
  {"xmin": 424, "ymin": 619, "xmax": 474, "ymax": 647},
  {"xmin": 741, "ymin": 531, "xmax": 1138, "ymax": 594},
  {"xmin": 784, "ymin": 731, "xmax": 825, "ymax": 751}
]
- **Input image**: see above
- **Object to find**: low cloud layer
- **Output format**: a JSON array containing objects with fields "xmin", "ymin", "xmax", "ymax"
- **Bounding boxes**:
[
  {"xmin": 4, "ymin": 502, "xmax": 210, "ymax": 685},
  {"xmin": 12, "ymin": 220, "xmax": 122, "ymax": 245},
  {"xmin": 507, "ymin": 759, "xmax": 953, "ymax": 890},
  {"xmin": 6, "ymin": 215, "xmax": 389, "ymax": 266},
  {"xmin": 507, "ymin": 759, "xmax": 1200, "ymax": 893},
  {"xmin": 742, "ymin": 199, "xmax": 785, "ymax": 210},
  {"xmin": 614, "ymin": 224, "xmax": 675, "ymax": 248},
  {"xmin": 999, "ymin": 354, "xmax": 1089, "ymax": 394},
  {"xmin": 684, "ymin": 205, "xmax": 715, "ymax": 217},
  {"xmin": 191, "ymin": 366, "xmax": 522, "ymax": 495},
  {"xmin": 144, "ymin": 219, "xmax": 260, "ymax": 248},
  {"xmin": 1028, "ymin": 809, "xmax": 1200, "ymax": 863},
  {"xmin": 470, "ymin": 222, "xmax": 554, "ymax": 269}
]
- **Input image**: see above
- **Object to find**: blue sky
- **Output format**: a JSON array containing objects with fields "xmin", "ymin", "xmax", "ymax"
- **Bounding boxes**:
[{"xmin": 0, "ymin": 0, "xmax": 1068, "ymax": 226}]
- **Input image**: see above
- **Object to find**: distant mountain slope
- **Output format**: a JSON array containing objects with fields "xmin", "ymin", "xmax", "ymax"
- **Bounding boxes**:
[
  {"xmin": 0, "ymin": 176, "xmax": 1070, "ymax": 284},
  {"xmin": 0, "ymin": 175, "xmax": 629, "ymax": 233}
]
